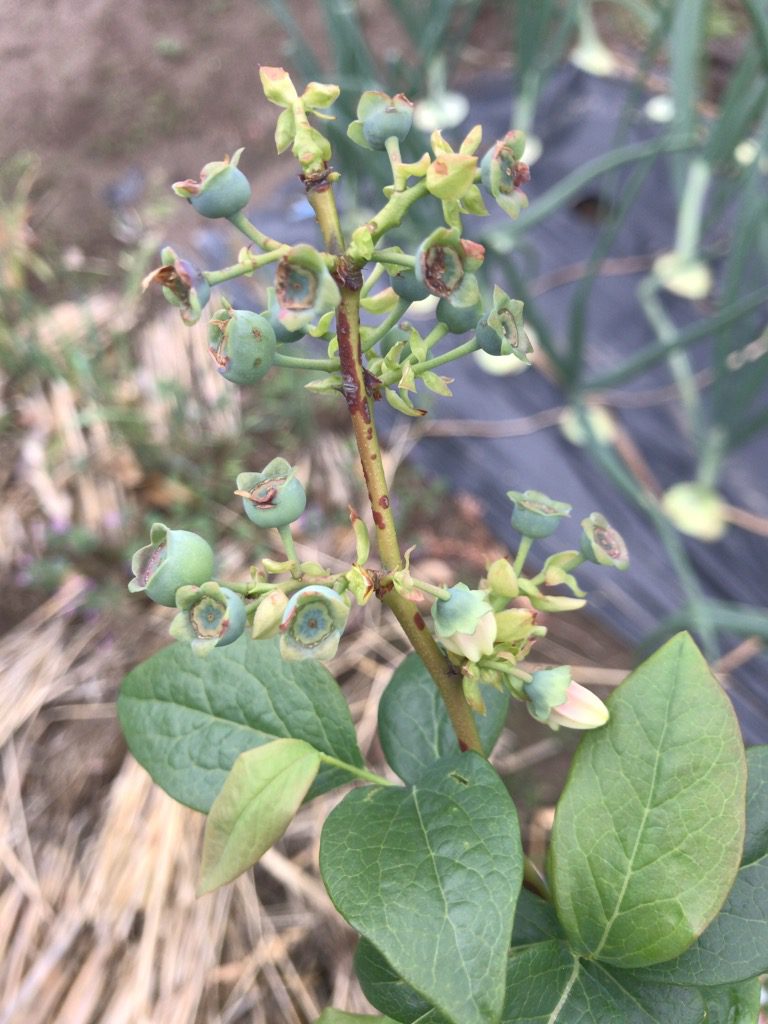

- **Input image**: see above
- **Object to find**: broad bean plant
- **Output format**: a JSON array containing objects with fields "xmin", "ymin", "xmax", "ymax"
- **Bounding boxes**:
[{"xmin": 118, "ymin": 70, "xmax": 767, "ymax": 1024}]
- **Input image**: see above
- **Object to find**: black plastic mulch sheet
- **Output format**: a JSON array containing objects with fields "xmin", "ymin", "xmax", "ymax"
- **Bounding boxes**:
[{"xmin": 191, "ymin": 66, "xmax": 768, "ymax": 741}]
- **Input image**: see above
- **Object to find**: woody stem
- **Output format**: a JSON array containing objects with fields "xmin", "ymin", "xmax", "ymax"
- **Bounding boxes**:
[{"xmin": 307, "ymin": 181, "xmax": 483, "ymax": 755}]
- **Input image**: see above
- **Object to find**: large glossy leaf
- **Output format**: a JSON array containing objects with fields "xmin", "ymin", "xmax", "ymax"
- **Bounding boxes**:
[
  {"xmin": 378, "ymin": 653, "xmax": 509, "ymax": 783},
  {"xmin": 117, "ymin": 636, "xmax": 362, "ymax": 812},
  {"xmin": 198, "ymin": 739, "xmax": 320, "ymax": 894},
  {"xmin": 321, "ymin": 752, "xmax": 523, "ymax": 1024},
  {"xmin": 501, "ymin": 941, "xmax": 706, "ymax": 1024},
  {"xmin": 550, "ymin": 633, "xmax": 746, "ymax": 967},
  {"xmin": 629, "ymin": 746, "xmax": 768, "ymax": 986}
]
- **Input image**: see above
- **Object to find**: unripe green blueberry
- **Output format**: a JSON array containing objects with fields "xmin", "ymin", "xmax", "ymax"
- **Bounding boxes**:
[
  {"xmin": 507, "ymin": 490, "xmax": 571, "ymax": 539},
  {"xmin": 170, "ymin": 582, "xmax": 247, "ymax": 655},
  {"xmin": 580, "ymin": 513, "xmax": 629, "ymax": 569},
  {"xmin": 128, "ymin": 523, "xmax": 215, "ymax": 607},
  {"xmin": 390, "ymin": 270, "xmax": 430, "ymax": 303},
  {"xmin": 172, "ymin": 148, "xmax": 251, "ymax": 219},
  {"xmin": 351, "ymin": 91, "xmax": 414, "ymax": 150},
  {"xmin": 274, "ymin": 244, "xmax": 341, "ymax": 331},
  {"xmin": 480, "ymin": 131, "xmax": 530, "ymax": 220},
  {"xmin": 379, "ymin": 324, "xmax": 412, "ymax": 357},
  {"xmin": 208, "ymin": 307, "xmax": 277, "ymax": 385},
  {"xmin": 142, "ymin": 248, "xmax": 211, "ymax": 326},
  {"xmin": 475, "ymin": 286, "xmax": 531, "ymax": 362},
  {"xmin": 279, "ymin": 584, "xmax": 350, "ymax": 662},
  {"xmin": 235, "ymin": 457, "xmax": 307, "ymax": 529},
  {"xmin": 436, "ymin": 275, "xmax": 483, "ymax": 333},
  {"xmin": 264, "ymin": 289, "xmax": 305, "ymax": 344}
]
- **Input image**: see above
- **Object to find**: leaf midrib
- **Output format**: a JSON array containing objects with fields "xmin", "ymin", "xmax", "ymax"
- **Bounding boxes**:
[{"xmin": 590, "ymin": 653, "xmax": 677, "ymax": 959}]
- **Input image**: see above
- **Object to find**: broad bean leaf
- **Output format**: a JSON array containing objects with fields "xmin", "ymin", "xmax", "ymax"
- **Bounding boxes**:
[
  {"xmin": 550, "ymin": 633, "xmax": 746, "ymax": 967},
  {"xmin": 198, "ymin": 738, "xmax": 320, "ymax": 894},
  {"xmin": 501, "ymin": 941, "xmax": 706, "ymax": 1024},
  {"xmin": 700, "ymin": 980, "xmax": 761, "ymax": 1024},
  {"xmin": 321, "ymin": 752, "xmax": 523, "ymax": 1024},
  {"xmin": 354, "ymin": 938, "xmax": 448, "ymax": 1024},
  {"xmin": 117, "ymin": 636, "xmax": 362, "ymax": 812},
  {"xmin": 629, "ymin": 746, "xmax": 768, "ymax": 986},
  {"xmin": 378, "ymin": 653, "xmax": 509, "ymax": 783}
]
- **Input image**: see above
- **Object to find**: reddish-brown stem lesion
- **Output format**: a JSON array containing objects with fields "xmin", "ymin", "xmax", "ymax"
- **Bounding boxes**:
[{"xmin": 307, "ymin": 179, "xmax": 483, "ymax": 755}]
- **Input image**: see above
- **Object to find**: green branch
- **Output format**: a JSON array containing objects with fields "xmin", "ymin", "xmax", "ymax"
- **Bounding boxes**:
[{"xmin": 204, "ymin": 246, "xmax": 289, "ymax": 285}]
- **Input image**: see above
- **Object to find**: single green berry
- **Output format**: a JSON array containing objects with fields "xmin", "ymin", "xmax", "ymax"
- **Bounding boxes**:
[
  {"xmin": 415, "ymin": 227, "xmax": 484, "ymax": 299},
  {"xmin": 348, "ymin": 91, "xmax": 414, "ymax": 150},
  {"xmin": 279, "ymin": 585, "xmax": 350, "ymax": 661},
  {"xmin": 436, "ymin": 274, "xmax": 483, "ymax": 333},
  {"xmin": 172, "ymin": 148, "xmax": 251, "ymax": 219},
  {"xmin": 208, "ymin": 307, "xmax": 276, "ymax": 384},
  {"xmin": 390, "ymin": 270, "xmax": 430, "ymax": 303},
  {"xmin": 142, "ymin": 247, "xmax": 211, "ymax": 325},
  {"xmin": 475, "ymin": 285, "xmax": 531, "ymax": 362},
  {"xmin": 580, "ymin": 513, "xmax": 629, "ymax": 569},
  {"xmin": 170, "ymin": 582, "xmax": 246, "ymax": 655},
  {"xmin": 507, "ymin": 489, "xmax": 572, "ymax": 539},
  {"xmin": 379, "ymin": 323, "xmax": 412, "ymax": 357},
  {"xmin": 128, "ymin": 523, "xmax": 215, "ymax": 606},
  {"xmin": 263, "ymin": 287, "xmax": 305, "ymax": 344},
  {"xmin": 235, "ymin": 457, "xmax": 307, "ymax": 529},
  {"xmin": 274, "ymin": 244, "xmax": 341, "ymax": 331},
  {"xmin": 480, "ymin": 131, "xmax": 530, "ymax": 220}
]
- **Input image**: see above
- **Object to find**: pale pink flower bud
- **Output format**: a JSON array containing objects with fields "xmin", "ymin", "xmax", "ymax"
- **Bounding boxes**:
[
  {"xmin": 440, "ymin": 609, "xmax": 497, "ymax": 662},
  {"xmin": 547, "ymin": 681, "xmax": 609, "ymax": 731}
]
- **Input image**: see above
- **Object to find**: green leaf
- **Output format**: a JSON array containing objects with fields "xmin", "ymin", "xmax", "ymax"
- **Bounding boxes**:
[
  {"xmin": 700, "ymin": 979, "xmax": 762, "ymax": 1024},
  {"xmin": 355, "ymin": 939, "xmax": 447, "ymax": 1024},
  {"xmin": 198, "ymin": 738, "xmax": 320, "ymax": 894},
  {"xmin": 511, "ymin": 888, "xmax": 564, "ymax": 946},
  {"xmin": 743, "ymin": 744, "xmax": 768, "ymax": 862},
  {"xmin": 117, "ymin": 636, "xmax": 362, "ymax": 812},
  {"xmin": 501, "ymin": 941, "xmax": 706, "ymax": 1024},
  {"xmin": 315, "ymin": 1011, "xmax": 399, "ymax": 1024},
  {"xmin": 378, "ymin": 653, "xmax": 509, "ymax": 784},
  {"xmin": 628, "ymin": 746, "xmax": 768, "ymax": 986},
  {"xmin": 320, "ymin": 752, "xmax": 523, "ymax": 1024},
  {"xmin": 550, "ymin": 633, "xmax": 746, "ymax": 967}
]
